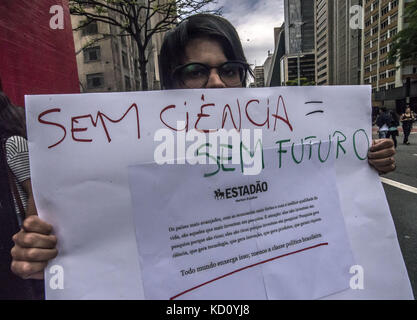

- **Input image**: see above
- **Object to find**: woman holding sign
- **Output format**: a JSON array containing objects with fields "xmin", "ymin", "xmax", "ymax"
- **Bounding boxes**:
[
  {"xmin": 10, "ymin": 14, "xmax": 396, "ymax": 284},
  {"xmin": 0, "ymin": 92, "xmax": 50, "ymax": 299}
]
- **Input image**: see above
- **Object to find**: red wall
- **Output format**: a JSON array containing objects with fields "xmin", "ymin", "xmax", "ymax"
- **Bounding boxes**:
[{"xmin": 0, "ymin": 0, "xmax": 79, "ymax": 106}]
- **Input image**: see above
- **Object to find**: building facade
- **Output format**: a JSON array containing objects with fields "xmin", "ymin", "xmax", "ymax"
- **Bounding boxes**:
[
  {"xmin": 71, "ymin": 2, "xmax": 165, "ymax": 93},
  {"xmin": 281, "ymin": 0, "xmax": 316, "ymax": 85},
  {"xmin": 314, "ymin": 0, "xmax": 362, "ymax": 86},
  {"xmin": 362, "ymin": 0, "xmax": 417, "ymax": 110},
  {"xmin": 253, "ymin": 66, "xmax": 265, "ymax": 87},
  {"xmin": 265, "ymin": 25, "xmax": 286, "ymax": 87}
]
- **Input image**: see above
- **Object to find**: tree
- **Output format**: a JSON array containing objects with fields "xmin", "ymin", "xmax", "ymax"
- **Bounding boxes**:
[
  {"xmin": 388, "ymin": 0, "xmax": 417, "ymax": 66},
  {"xmin": 70, "ymin": 0, "xmax": 221, "ymax": 91},
  {"xmin": 286, "ymin": 78, "xmax": 315, "ymax": 86}
]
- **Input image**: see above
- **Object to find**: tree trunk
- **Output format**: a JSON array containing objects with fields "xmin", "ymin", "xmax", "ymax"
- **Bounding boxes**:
[
  {"xmin": 136, "ymin": 40, "xmax": 149, "ymax": 91},
  {"xmin": 139, "ymin": 61, "xmax": 149, "ymax": 91}
]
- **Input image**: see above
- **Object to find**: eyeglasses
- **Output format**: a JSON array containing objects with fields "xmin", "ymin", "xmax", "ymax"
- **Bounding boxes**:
[{"xmin": 172, "ymin": 61, "xmax": 249, "ymax": 88}]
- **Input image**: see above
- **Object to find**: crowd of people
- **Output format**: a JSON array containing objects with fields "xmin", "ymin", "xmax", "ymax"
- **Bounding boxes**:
[
  {"xmin": 376, "ymin": 106, "xmax": 416, "ymax": 146},
  {"xmin": 0, "ymin": 13, "xmax": 404, "ymax": 299}
]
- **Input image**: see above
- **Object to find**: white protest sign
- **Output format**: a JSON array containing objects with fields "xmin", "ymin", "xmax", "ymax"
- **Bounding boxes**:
[
  {"xmin": 25, "ymin": 86, "xmax": 413, "ymax": 299},
  {"xmin": 129, "ymin": 144, "xmax": 355, "ymax": 300}
]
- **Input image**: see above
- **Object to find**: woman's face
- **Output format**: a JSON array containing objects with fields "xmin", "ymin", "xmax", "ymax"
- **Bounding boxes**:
[
  {"xmin": 174, "ymin": 37, "xmax": 243, "ymax": 89},
  {"xmin": 405, "ymin": 107, "xmax": 411, "ymax": 113}
]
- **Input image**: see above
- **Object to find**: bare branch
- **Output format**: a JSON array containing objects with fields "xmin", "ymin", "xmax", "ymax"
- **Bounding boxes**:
[
  {"xmin": 75, "ymin": 34, "xmax": 107, "ymax": 55},
  {"xmin": 70, "ymin": 0, "xmax": 223, "ymax": 90}
]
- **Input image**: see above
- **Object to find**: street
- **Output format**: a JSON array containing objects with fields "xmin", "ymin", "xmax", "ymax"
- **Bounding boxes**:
[{"xmin": 376, "ymin": 129, "xmax": 417, "ymax": 299}]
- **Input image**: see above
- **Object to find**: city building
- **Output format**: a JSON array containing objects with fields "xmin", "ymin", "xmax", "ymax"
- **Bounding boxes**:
[
  {"xmin": 265, "ymin": 25, "xmax": 286, "ymax": 87},
  {"xmin": 71, "ymin": 2, "xmax": 166, "ymax": 93},
  {"xmin": 263, "ymin": 51, "xmax": 274, "ymax": 85},
  {"xmin": 0, "ymin": 0, "xmax": 79, "ymax": 106},
  {"xmin": 280, "ymin": 0, "xmax": 316, "ymax": 85},
  {"xmin": 314, "ymin": 0, "xmax": 362, "ymax": 86},
  {"xmin": 362, "ymin": 0, "xmax": 417, "ymax": 111},
  {"xmin": 253, "ymin": 66, "xmax": 265, "ymax": 87}
]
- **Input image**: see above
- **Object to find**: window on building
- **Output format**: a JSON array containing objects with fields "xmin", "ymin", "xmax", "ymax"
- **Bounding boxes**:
[
  {"xmin": 87, "ymin": 73, "xmax": 104, "ymax": 89},
  {"xmin": 318, "ymin": 64, "xmax": 327, "ymax": 73},
  {"xmin": 388, "ymin": 69, "xmax": 396, "ymax": 77},
  {"xmin": 83, "ymin": 46, "xmax": 101, "ymax": 63},
  {"xmin": 381, "ymin": 19, "xmax": 388, "ymax": 29},
  {"xmin": 372, "ymin": 26, "xmax": 379, "ymax": 35},
  {"xmin": 389, "ymin": 27, "xmax": 398, "ymax": 37},
  {"xmin": 371, "ymin": 75, "xmax": 378, "ymax": 83},
  {"xmin": 114, "ymin": 43, "xmax": 120, "ymax": 66},
  {"xmin": 318, "ymin": 57, "xmax": 327, "ymax": 65},
  {"xmin": 122, "ymin": 51, "xmax": 129, "ymax": 69},
  {"xmin": 125, "ymin": 76, "xmax": 131, "ymax": 91},
  {"xmin": 390, "ymin": 13, "xmax": 398, "ymax": 24},
  {"xmin": 121, "ymin": 35, "xmax": 127, "ymax": 47},
  {"xmin": 82, "ymin": 20, "xmax": 98, "ymax": 36}
]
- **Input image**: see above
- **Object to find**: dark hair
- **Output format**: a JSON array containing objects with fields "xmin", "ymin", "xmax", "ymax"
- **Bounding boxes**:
[
  {"xmin": 159, "ymin": 14, "xmax": 251, "ymax": 89},
  {"xmin": 0, "ymin": 92, "xmax": 27, "ymax": 139}
]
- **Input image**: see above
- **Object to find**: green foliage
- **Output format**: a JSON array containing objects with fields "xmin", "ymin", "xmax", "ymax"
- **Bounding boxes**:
[
  {"xmin": 286, "ymin": 78, "xmax": 315, "ymax": 86},
  {"xmin": 388, "ymin": 0, "xmax": 417, "ymax": 65}
]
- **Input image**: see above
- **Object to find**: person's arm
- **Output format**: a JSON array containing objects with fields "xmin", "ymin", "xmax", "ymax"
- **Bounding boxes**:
[
  {"xmin": 11, "ymin": 216, "xmax": 58, "ymax": 279},
  {"xmin": 20, "ymin": 178, "xmax": 37, "ymax": 218},
  {"xmin": 10, "ymin": 179, "xmax": 58, "ymax": 280},
  {"xmin": 368, "ymin": 139, "xmax": 396, "ymax": 174}
]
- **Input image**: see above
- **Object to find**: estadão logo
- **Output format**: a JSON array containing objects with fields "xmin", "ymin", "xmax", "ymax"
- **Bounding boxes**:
[{"xmin": 214, "ymin": 181, "xmax": 269, "ymax": 200}]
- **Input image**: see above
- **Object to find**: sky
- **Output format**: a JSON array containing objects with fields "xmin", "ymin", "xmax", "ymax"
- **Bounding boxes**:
[{"xmin": 209, "ymin": 0, "xmax": 285, "ymax": 67}]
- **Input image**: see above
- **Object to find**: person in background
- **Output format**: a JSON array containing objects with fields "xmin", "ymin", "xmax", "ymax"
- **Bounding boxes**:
[
  {"xmin": 387, "ymin": 110, "xmax": 400, "ymax": 149},
  {"xmin": 376, "ymin": 107, "xmax": 392, "ymax": 139},
  {"xmin": 400, "ymin": 106, "xmax": 416, "ymax": 145},
  {"xmin": 8, "ymin": 14, "xmax": 397, "ymax": 284},
  {"xmin": 0, "ymin": 92, "xmax": 55, "ymax": 299}
]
